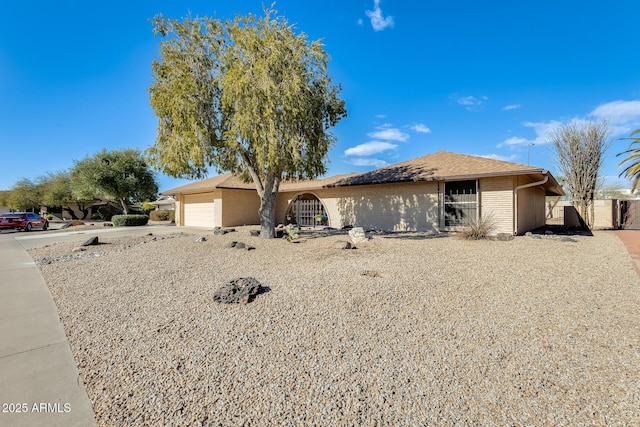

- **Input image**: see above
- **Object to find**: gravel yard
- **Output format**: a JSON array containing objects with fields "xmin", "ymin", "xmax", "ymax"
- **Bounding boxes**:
[{"xmin": 29, "ymin": 228, "xmax": 640, "ymax": 426}]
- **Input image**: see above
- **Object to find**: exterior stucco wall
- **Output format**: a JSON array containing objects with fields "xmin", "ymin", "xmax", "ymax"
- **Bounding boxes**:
[
  {"xmin": 278, "ymin": 181, "xmax": 440, "ymax": 231},
  {"xmin": 515, "ymin": 176, "xmax": 546, "ymax": 234},
  {"xmin": 479, "ymin": 176, "xmax": 515, "ymax": 235},
  {"xmin": 554, "ymin": 200, "xmax": 618, "ymax": 229},
  {"xmin": 175, "ymin": 198, "xmax": 182, "ymax": 225},
  {"xmin": 220, "ymin": 189, "xmax": 260, "ymax": 227}
]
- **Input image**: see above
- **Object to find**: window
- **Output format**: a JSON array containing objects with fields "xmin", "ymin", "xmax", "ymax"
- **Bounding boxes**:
[{"xmin": 444, "ymin": 180, "xmax": 477, "ymax": 227}]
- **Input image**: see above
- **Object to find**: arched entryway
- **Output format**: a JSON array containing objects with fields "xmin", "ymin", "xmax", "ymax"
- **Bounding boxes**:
[{"xmin": 285, "ymin": 193, "xmax": 329, "ymax": 227}]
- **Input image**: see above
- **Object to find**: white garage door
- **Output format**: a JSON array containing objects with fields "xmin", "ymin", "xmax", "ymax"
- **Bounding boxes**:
[{"xmin": 183, "ymin": 193, "xmax": 215, "ymax": 227}]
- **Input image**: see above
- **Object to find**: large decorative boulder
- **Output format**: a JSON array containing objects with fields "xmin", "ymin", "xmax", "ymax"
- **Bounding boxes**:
[
  {"xmin": 348, "ymin": 227, "xmax": 369, "ymax": 244},
  {"xmin": 213, "ymin": 277, "xmax": 264, "ymax": 304}
]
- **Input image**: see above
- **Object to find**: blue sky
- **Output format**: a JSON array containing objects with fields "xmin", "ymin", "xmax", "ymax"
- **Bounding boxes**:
[{"xmin": 2, "ymin": 1, "xmax": 640, "ymax": 193}]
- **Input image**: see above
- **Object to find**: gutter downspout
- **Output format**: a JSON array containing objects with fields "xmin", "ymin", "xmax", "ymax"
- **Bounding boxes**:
[{"xmin": 513, "ymin": 172, "xmax": 549, "ymax": 235}]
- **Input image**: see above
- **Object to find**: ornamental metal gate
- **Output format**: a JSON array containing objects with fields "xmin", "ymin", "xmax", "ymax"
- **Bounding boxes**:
[{"xmin": 287, "ymin": 194, "xmax": 327, "ymax": 227}]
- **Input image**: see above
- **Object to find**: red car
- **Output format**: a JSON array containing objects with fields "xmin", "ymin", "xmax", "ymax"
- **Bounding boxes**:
[{"xmin": 0, "ymin": 212, "xmax": 49, "ymax": 231}]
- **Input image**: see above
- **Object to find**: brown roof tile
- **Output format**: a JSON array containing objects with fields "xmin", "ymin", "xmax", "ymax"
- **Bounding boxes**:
[
  {"xmin": 161, "ymin": 151, "xmax": 563, "ymax": 196},
  {"xmin": 161, "ymin": 173, "xmax": 360, "ymax": 195},
  {"xmin": 328, "ymin": 151, "xmax": 545, "ymax": 186}
]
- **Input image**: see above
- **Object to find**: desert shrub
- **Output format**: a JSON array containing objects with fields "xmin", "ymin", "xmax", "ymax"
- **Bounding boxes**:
[
  {"xmin": 284, "ymin": 224, "xmax": 300, "ymax": 242},
  {"xmin": 150, "ymin": 209, "xmax": 172, "ymax": 221},
  {"xmin": 70, "ymin": 220, "xmax": 85, "ymax": 227},
  {"xmin": 460, "ymin": 214, "xmax": 496, "ymax": 240},
  {"xmin": 111, "ymin": 214, "xmax": 149, "ymax": 227}
]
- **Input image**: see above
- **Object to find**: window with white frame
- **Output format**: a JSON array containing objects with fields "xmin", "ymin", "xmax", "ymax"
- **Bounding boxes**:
[{"xmin": 444, "ymin": 180, "xmax": 478, "ymax": 226}]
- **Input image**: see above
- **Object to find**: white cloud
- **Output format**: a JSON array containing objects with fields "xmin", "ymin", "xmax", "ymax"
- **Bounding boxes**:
[
  {"xmin": 498, "ymin": 121, "xmax": 561, "ymax": 148},
  {"xmin": 344, "ymin": 141, "xmax": 398, "ymax": 156},
  {"xmin": 497, "ymin": 99, "xmax": 640, "ymax": 153},
  {"xmin": 349, "ymin": 158, "xmax": 389, "ymax": 167},
  {"xmin": 452, "ymin": 94, "xmax": 488, "ymax": 112},
  {"xmin": 500, "ymin": 136, "xmax": 529, "ymax": 147},
  {"xmin": 365, "ymin": 0, "xmax": 394, "ymax": 31},
  {"xmin": 478, "ymin": 153, "xmax": 518, "ymax": 162},
  {"xmin": 503, "ymin": 104, "xmax": 521, "ymax": 111},
  {"xmin": 367, "ymin": 127, "xmax": 409, "ymax": 142},
  {"xmin": 410, "ymin": 123, "xmax": 431, "ymax": 133},
  {"xmin": 590, "ymin": 100, "xmax": 640, "ymax": 136}
]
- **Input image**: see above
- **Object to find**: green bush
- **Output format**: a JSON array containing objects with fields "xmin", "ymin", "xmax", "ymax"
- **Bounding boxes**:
[
  {"xmin": 150, "ymin": 209, "xmax": 173, "ymax": 221},
  {"xmin": 111, "ymin": 214, "xmax": 149, "ymax": 227}
]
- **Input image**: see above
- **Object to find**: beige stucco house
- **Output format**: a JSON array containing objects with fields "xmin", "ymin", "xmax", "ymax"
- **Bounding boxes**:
[{"xmin": 161, "ymin": 151, "xmax": 564, "ymax": 235}]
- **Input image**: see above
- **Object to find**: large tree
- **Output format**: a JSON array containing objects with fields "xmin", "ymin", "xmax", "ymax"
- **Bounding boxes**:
[
  {"xmin": 548, "ymin": 119, "xmax": 609, "ymax": 228},
  {"xmin": 39, "ymin": 171, "xmax": 96, "ymax": 220},
  {"xmin": 618, "ymin": 128, "xmax": 640, "ymax": 193},
  {"xmin": 147, "ymin": 7, "xmax": 347, "ymax": 238},
  {"xmin": 71, "ymin": 149, "xmax": 158, "ymax": 214}
]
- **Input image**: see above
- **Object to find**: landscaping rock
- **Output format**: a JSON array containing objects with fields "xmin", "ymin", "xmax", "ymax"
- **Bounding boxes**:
[
  {"xmin": 226, "ymin": 241, "xmax": 255, "ymax": 250},
  {"xmin": 560, "ymin": 236, "xmax": 578, "ymax": 243},
  {"xmin": 334, "ymin": 240, "xmax": 354, "ymax": 250},
  {"xmin": 82, "ymin": 236, "xmax": 99, "ymax": 246},
  {"xmin": 196, "ymin": 236, "xmax": 206, "ymax": 242},
  {"xmin": 213, "ymin": 227, "xmax": 236, "ymax": 235},
  {"xmin": 249, "ymin": 230, "xmax": 261, "ymax": 237},
  {"xmin": 349, "ymin": 227, "xmax": 369, "ymax": 244},
  {"xmin": 213, "ymin": 277, "xmax": 264, "ymax": 304},
  {"xmin": 495, "ymin": 233, "xmax": 514, "ymax": 241}
]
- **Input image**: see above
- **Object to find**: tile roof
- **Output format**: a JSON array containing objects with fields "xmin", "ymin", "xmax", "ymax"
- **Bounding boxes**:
[
  {"xmin": 161, "ymin": 151, "xmax": 563, "ymax": 195},
  {"xmin": 328, "ymin": 151, "xmax": 546, "ymax": 186},
  {"xmin": 161, "ymin": 172, "xmax": 359, "ymax": 195}
]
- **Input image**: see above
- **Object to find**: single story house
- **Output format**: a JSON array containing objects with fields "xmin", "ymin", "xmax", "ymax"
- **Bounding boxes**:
[
  {"xmin": 149, "ymin": 195, "xmax": 176, "ymax": 211},
  {"xmin": 161, "ymin": 151, "xmax": 564, "ymax": 235}
]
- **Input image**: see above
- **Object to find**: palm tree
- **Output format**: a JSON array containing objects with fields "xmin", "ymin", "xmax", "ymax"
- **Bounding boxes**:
[{"xmin": 618, "ymin": 129, "xmax": 640, "ymax": 192}]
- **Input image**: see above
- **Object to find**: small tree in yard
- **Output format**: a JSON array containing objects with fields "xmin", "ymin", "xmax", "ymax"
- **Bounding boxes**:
[
  {"xmin": 147, "ymin": 7, "xmax": 347, "ymax": 238},
  {"xmin": 71, "ymin": 149, "xmax": 158, "ymax": 215},
  {"xmin": 548, "ymin": 119, "xmax": 609, "ymax": 228}
]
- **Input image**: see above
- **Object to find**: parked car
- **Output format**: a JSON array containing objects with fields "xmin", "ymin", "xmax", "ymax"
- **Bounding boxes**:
[{"xmin": 0, "ymin": 212, "xmax": 49, "ymax": 231}]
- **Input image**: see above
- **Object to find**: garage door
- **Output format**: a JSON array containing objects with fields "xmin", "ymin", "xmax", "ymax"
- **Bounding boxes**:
[{"xmin": 183, "ymin": 193, "xmax": 215, "ymax": 227}]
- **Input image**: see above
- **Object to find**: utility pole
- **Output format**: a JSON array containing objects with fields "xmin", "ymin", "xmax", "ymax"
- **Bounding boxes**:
[{"xmin": 527, "ymin": 142, "xmax": 535, "ymax": 165}]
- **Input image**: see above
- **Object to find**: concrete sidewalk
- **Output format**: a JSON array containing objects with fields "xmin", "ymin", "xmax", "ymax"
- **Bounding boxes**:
[
  {"xmin": 0, "ymin": 233, "xmax": 96, "ymax": 426},
  {"xmin": 0, "ymin": 224, "xmax": 184, "ymax": 426},
  {"xmin": 615, "ymin": 230, "xmax": 640, "ymax": 277}
]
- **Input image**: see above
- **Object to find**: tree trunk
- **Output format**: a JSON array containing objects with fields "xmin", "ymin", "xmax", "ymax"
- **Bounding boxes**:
[
  {"xmin": 120, "ymin": 198, "xmax": 130, "ymax": 215},
  {"xmin": 62, "ymin": 206, "xmax": 79, "ymax": 220},
  {"xmin": 259, "ymin": 191, "xmax": 278, "ymax": 239}
]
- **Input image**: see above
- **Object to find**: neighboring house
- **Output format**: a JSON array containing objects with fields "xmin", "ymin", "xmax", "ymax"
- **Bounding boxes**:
[
  {"xmin": 149, "ymin": 195, "xmax": 176, "ymax": 211},
  {"xmin": 161, "ymin": 151, "xmax": 564, "ymax": 235}
]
